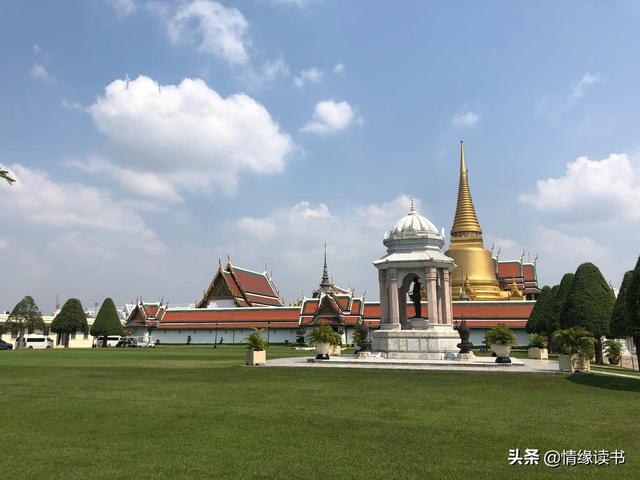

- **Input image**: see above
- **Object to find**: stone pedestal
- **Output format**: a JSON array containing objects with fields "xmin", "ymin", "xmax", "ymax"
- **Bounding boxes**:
[
  {"xmin": 372, "ymin": 324, "xmax": 460, "ymax": 360},
  {"xmin": 456, "ymin": 352, "xmax": 476, "ymax": 361},
  {"xmin": 408, "ymin": 318, "xmax": 428, "ymax": 330}
]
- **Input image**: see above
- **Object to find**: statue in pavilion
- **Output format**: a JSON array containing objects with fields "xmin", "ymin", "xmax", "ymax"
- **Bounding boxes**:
[{"xmin": 410, "ymin": 276, "xmax": 422, "ymax": 318}]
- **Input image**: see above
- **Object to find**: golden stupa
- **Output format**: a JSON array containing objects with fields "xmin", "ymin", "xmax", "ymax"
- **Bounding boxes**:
[{"xmin": 445, "ymin": 141, "xmax": 508, "ymax": 301}]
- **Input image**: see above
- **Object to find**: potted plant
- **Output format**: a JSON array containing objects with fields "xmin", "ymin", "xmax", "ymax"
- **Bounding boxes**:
[
  {"xmin": 603, "ymin": 339, "xmax": 623, "ymax": 365},
  {"xmin": 527, "ymin": 334, "xmax": 549, "ymax": 359},
  {"xmin": 245, "ymin": 328, "xmax": 268, "ymax": 366},
  {"xmin": 484, "ymin": 324, "xmax": 516, "ymax": 363},
  {"xmin": 551, "ymin": 327, "xmax": 594, "ymax": 373},
  {"xmin": 307, "ymin": 325, "xmax": 341, "ymax": 359}
]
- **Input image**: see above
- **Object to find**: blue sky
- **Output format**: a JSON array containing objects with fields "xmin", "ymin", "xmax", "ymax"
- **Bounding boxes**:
[{"xmin": 1, "ymin": 0, "xmax": 640, "ymax": 312}]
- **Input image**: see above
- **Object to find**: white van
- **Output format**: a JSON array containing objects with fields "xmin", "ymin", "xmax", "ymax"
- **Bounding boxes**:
[
  {"xmin": 23, "ymin": 335, "xmax": 54, "ymax": 350},
  {"xmin": 94, "ymin": 336, "xmax": 122, "ymax": 348}
]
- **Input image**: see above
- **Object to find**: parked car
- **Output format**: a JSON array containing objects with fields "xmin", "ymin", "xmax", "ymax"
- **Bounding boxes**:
[
  {"xmin": 116, "ymin": 338, "xmax": 136, "ymax": 348},
  {"xmin": 133, "ymin": 336, "xmax": 156, "ymax": 348},
  {"xmin": 23, "ymin": 335, "xmax": 54, "ymax": 350},
  {"xmin": 94, "ymin": 335, "xmax": 122, "ymax": 348},
  {"xmin": 0, "ymin": 339, "xmax": 13, "ymax": 350}
]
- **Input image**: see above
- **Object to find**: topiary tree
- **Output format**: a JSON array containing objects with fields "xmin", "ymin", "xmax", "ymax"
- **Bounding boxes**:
[
  {"xmin": 51, "ymin": 298, "xmax": 88, "ymax": 348},
  {"xmin": 90, "ymin": 298, "xmax": 123, "ymax": 346},
  {"xmin": 560, "ymin": 262, "xmax": 615, "ymax": 364},
  {"xmin": 526, "ymin": 286, "xmax": 555, "ymax": 335},
  {"xmin": 550, "ymin": 273, "xmax": 574, "ymax": 334},
  {"xmin": 626, "ymin": 256, "xmax": 640, "ymax": 369},
  {"xmin": 2, "ymin": 296, "xmax": 45, "ymax": 349},
  {"xmin": 610, "ymin": 270, "xmax": 634, "ymax": 339}
]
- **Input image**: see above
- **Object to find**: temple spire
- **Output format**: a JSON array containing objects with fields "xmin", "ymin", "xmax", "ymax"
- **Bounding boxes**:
[
  {"xmin": 451, "ymin": 140, "xmax": 482, "ymax": 236},
  {"xmin": 320, "ymin": 244, "xmax": 332, "ymax": 291}
]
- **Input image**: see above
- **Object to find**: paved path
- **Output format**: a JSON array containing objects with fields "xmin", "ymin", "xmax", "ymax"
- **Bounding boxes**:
[{"xmin": 267, "ymin": 355, "xmax": 562, "ymax": 374}]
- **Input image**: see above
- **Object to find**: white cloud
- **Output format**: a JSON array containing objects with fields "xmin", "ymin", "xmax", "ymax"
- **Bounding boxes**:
[
  {"xmin": 531, "ymin": 226, "xmax": 614, "ymax": 285},
  {"xmin": 301, "ymin": 100, "xmax": 357, "ymax": 134},
  {"xmin": 236, "ymin": 217, "xmax": 277, "ymax": 240},
  {"xmin": 293, "ymin": 67, "xmax": 323, "ymax": 87},
  {"xmin": 30, "ymin": 64, "xmax": 50, "ymax": 81},
  {"xmin": 261, "ymin": 55, "xmax": 289, "ymax": 81},
  {"xmin": 333, "ymin": 63, "xmax": 344, "ymax": 74},
  {"xmin": 168, "ymin": 0, "xmax": 250, "ymax": 65},
  {"xmin": 519, "ymin": 153, "xmax": 640, "ymax": 223},
  {"xmin": 222, "ymin": 196, "xmax": 416, "ymax": 299},
  {"xmin": 88, "ymin": 75, "xmax": 293, "ymax": 194},
  {"xmin": 536, "ymin": 72, "xmax": 603, "ymax": 123},
  {"xmin": 451, "ymin": 111, "xmax": 479, "ymax": 128},
  {"xmin": 570, "ymin": 72, "xmax": 602, "ymax": 99},
  {"xmin": 0, "ymin": 237, "xmax": 7, "ymax": 249},
  {"xmin": 67, "ymin": 157, "xmax": 183, "ymax": 204},
  {"xmin": 0, "ymin": 164, "xmax": 159, "ymax": 238},
  {"xmin": 107, "ymin": 0, "xmax": 137, "ymax": 17},
  {"xmin": 263, "ymin": 0, "xmax": 311, "ymax": 7}
]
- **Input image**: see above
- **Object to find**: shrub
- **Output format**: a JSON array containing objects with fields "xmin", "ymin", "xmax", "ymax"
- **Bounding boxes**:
[
  {"xmin": 245, "ymin": 328, "xmax": 268, "ymax": 351},
  {"xmin": 528, "ymin": 333, "xmax": 548, "ymax": 349},
  {"xmin": 484, "ymin": 324, "xmax": 516, "ymax": 346},
  {"xmin": 551, "ymin": 327, "xmax": 595, "ymax": 357},
  {"xmin": 603, "ymin": 339, "xmax": 623, "ymax": 358},
  {"xmin": 307, "ymin": 325, "xmax": 342, "ymax": 346},
  {"xmin": 90, "ymin": 298, "xmax": 123, "ymax": 341}
]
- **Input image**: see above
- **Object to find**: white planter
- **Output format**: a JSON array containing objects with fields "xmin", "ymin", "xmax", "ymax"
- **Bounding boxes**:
[
  {"xmin": 528, "ymin": 347, "xmax": 548, "ymax": 359},
  {"xmin": 315, "ymin": 342, "xmax": 331, "ymax": 359},
  {"xmin": 491, "ymin": 344, "xmax": 511, "ymax": 358},
  {"xmin": 247, "ymin": 350, "xmax": 266, "ymax": 366},
  {"xmin": 574, "ymin": 355, "xmax": 590, "ymax": 373},
  {"xmin": 558, "ymin": 354, "xmax": 574, "ymax": 373}
]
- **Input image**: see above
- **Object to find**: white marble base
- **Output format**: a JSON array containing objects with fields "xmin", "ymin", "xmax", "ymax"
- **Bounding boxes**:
[
  {"xmin": 372, "ymin": 324, "xmax": 460, "ymax": 360},
  {"xmin": 456, "ymin": 352, "xmax": 476, "ymax": 361}
]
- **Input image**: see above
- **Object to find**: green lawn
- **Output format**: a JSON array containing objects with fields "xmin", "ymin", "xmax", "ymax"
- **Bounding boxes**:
[{"xmin": 1, "ymin": 346, "xmax": 639, "ymax": 480}]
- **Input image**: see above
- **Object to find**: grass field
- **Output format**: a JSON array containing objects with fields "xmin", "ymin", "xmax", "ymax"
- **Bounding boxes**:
[{"xmin": 1, "ymin": 346, "xmax": 639, "ymax": 480}]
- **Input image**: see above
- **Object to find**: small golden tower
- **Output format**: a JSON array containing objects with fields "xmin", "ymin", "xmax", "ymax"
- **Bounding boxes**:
[{"xmin": 445, "ymin": 141, "xmax": 508, "ymax": 300}]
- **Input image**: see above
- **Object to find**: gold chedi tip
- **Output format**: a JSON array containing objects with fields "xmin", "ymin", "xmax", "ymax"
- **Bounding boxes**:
[{"xmin": 451, "ymin": 140, "xmax": 482, "ymax": 236}]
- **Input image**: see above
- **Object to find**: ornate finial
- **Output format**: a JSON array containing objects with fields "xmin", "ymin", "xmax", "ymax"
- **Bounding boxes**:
[
  {"xmin": 218, "ymin": 256, "xmax": 222, "ymax": 268},
  {"xmin": 320, "ymin": 244, "xmax": 332, "ymax": 291},
  {"xmin": 451, "ymin": 141, "xmax": 482, "ymax": 236},
  {"xmin": 410, "ymin": 197, "xmax": 416, "ymax": 214}
]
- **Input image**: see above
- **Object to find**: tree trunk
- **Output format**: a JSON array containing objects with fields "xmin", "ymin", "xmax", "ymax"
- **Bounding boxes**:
[
  {"xmin": 64, "ymin": 333, "xmax": 69, "ymax": 348},
  {"xmin": 635, "ymin": 336, "xmax": 640, "ymax": 372},
  {"xmin": 594, "ymin": 337, "xmax": 603, "ymax": 365},
  {"xmin": 17, "ymin": 330, "xmax": 25, "ymax": 350}
]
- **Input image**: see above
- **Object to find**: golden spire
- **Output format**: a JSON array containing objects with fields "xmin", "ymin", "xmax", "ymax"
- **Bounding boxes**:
[{"xmin": 451, "ymin": 140, "xmax": 482, "ymax": 236}]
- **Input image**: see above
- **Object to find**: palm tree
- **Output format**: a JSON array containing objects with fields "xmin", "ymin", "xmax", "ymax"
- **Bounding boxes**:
[
  {"xmin": 552, "ymin": 327, "xmax": 594, "ymax": 355},
  {"xmin": 1, "ymin": 166, "xmax": 15, "ymax": 185}
]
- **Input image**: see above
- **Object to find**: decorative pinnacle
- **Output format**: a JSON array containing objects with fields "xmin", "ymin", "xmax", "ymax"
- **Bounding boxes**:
[
  {"xmin": 451, "ymin": 140, "xmax": 482, "ymax": 235},
  {"xmin": 320, "ymin": 244, "xmax": 331, "ymax": 289},
  {"xmin": 410, "ymin": 197, "xmax": 417, "ymax": 214}
]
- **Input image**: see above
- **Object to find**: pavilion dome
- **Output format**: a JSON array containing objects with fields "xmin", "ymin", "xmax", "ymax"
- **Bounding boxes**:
[{"xmin": 389, "ymin": 199, "xmax": 438, "ymax": 239}]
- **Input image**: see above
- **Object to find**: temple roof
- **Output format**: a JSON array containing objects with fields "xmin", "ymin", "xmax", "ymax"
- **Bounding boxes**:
[{"xmin": 197, "ymin": 261, "xmax": 284, "ymax": 308}]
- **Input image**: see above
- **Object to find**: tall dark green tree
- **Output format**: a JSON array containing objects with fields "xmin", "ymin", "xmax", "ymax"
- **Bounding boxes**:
[
  {"xmin": 625, "ymin": 256, "xmax": 640, "ymax": 368},
  {"xmin": 561, "ymin": 262, "xmax": 615, "ymax": 364},
  {"xmin": 610, "ymin": 270, "xmax": 634, "ymax": 338},
  {"xmin": 90, "ymin": 298, "xmax": 123, "ymax": 345},
  {"xmin": 51, "ymin": 298, "xmax": 88, "ymax": 348},
  {"xmin": 552, "ymin": 273, "xmax": 574, "ymax": 331},
  {"xmin": 2, "ymin": 296, "xmax": 45, "ymax": 349},
  {"xmin": 526, "ymin": 286, "xmax": 555, "ymax": 335}
]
